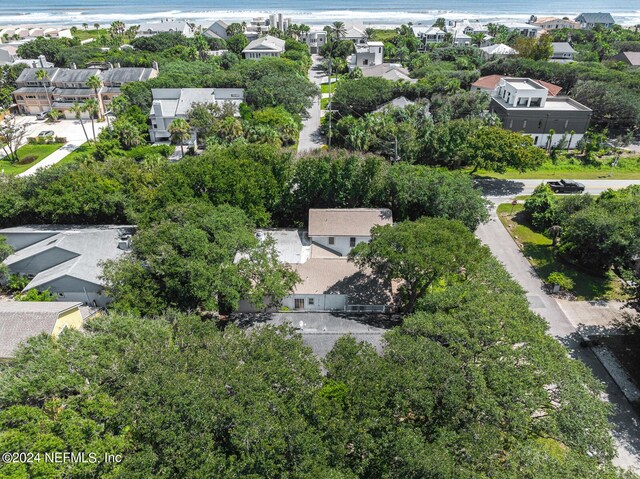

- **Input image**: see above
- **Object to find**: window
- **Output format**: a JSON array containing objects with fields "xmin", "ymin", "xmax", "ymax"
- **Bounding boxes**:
[
  {"xmin": 294, "ymin": 298, "xmax": 304, "ymax": 309},
  {"xmin": 328, "ymin": 237, "xmax": 335, "ymax": 245},
  {"xmin": 523, "ymin": 120, "xmax": 527, "ymax": 128},
  {"xmin": 350, "ymin": 237, "xmax": 356, "ymax": 247},
  {"xmin": 508, "ymin": 119, "xmax": 513, "ymax": 128},
  {"xmin": 564, "ymin": 120, "xmax": 569, "ymax": 128},
  {"xmin": 308, "ymin": 298, "xmax": 315, "ymax": 305}
]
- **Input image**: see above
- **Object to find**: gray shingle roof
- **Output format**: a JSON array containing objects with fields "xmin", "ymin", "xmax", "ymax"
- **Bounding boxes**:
[
  {"xmin": 0, "ymin": 301, "xmax": 81, "ymax": 358},
  {"xmin": 551, "ymin": 42, "xmax": 576, "ymax": 54},
  {"xmin": 101, "ymin": 67, "xmax": 155, "ymax": 85},
  {"xmin": 1, "ymin": 225, "xmax": 135, "ymax": 291},
  {"xmin": 575, "ymin": 12, "xmax": 615, "ymax": 24}
]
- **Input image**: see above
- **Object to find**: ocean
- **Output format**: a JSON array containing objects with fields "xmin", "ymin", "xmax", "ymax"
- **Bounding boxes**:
[{"xmin": 1, "ymin": 0, "xmax": 639, "ymax": 27}]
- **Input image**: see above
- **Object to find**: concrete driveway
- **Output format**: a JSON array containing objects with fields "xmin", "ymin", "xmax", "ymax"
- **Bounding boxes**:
[
  {"xmin": 297, "ymin": 54, "xmax": 326, "ymax": 154},
  {"xmin": 11, "ymin": 117, "xmax": 106, "ymax": 177}
]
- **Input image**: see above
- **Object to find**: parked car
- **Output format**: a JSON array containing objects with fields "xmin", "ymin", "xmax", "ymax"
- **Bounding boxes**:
[
  {"xmin": 547, "ymin": 179, "xmax": 586, "ymax": 194},
  {"xmin": 37, "ymin": 130, "xmax": 55, "ymax": 138},
  {"xmin": 35, "ymin": 111, "xmax": 48, "ymax": 121}
]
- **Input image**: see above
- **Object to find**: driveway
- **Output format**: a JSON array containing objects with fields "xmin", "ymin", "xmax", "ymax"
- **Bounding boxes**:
[
  {"xmin": 297, "ymin": 54, "xmax": 326, "ymax": 154},
  {"xmin": 477, "ymin": 201, "xmax": 640, "ymax": 472},
  {"xmin": 5, "ymin": 117, "xmax": 106, "ymax": 177}
]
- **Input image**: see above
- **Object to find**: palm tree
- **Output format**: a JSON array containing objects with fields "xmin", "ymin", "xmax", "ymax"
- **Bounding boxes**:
[
  {"xmin": 470, "ymin": 32, "xmax": 486, "ymax": 46},
  {"xmin": 35, "ymin": 69, "xmax": 52, "ymax": 112},
  {"xmin": 94, "ymin": 23, "xmax": 100, "ymax": 30},
  {"xmin": 83, "ymin": 23, "xmax": 88, "ymax": 30},
  {"xmin": 546, "ymin": 128, "xmax": 556, "ymax": 152},
  {"xmin": 47, "ymin": 109, "xmax": 61, "ymax": 122},
  {"xmin": 365, "ymin": 27, "xmax": 375, "ymax": 41},
  {"xmin": 567, "ymin": 129, "xmax": 575, "ymax": 151},
  {"xmin": 70, "ymin": 102, "xmax": 89, "ymax": 141},
  {"xmin": 486, "ymin": 23, "xmax": 499, "ymax": 37},
  {"xmin": 329, "ymin": 21, "xmax": 347, "ymax": 42},
  {"xmin": 86, "ymin": 74, "xmax": 106, "ymax": 124},
  {"xmin": 83, "ymin": 98, "xmax": 100, "ymax": 140},
  {"xmin": 168, "ymin": 118, "xmax": 190, "ymax": 157}
]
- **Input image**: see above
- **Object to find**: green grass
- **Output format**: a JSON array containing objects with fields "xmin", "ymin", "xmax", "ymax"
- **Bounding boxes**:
[
  {"xmin": 320, "ymin": 82, "xmax": 338, "ymax": 94},
  {"xmin": 496, "ymin": 203, "xmax": 625, "ymax": 301},
  {"xmin": 0, "ymin": 143, "xmax": 64, "ymax": 176},
  {"xmin": 321, "ymin": 97, "xmax": 330, "ymax": 110},
  {"xmin": 72, "ymin": 28, "xmax": 109, "ymax": 41},
  {"xmin": 478, "ymin": 155, "xmax": 640, "ymax": 180},
  {"xmin": 369, "ymin": 29, "xmax": 397, "ymax": 43},
  {"xmin": 55, "ymin": 143, "xmax": 94, "ymax": 167}
]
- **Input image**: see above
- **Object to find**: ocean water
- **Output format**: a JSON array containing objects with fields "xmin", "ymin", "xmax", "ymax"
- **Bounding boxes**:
[{"xmin": 1, "ymin": 0, "xmax": 639, "ymax": 27}]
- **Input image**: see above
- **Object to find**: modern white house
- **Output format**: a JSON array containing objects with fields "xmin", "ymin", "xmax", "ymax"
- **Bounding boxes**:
[
  {"xmin": 575, "ymin": 13, "xmax": 615, "ymax": 29},
  {"xmin": 0, "ymin": 225, "xmax": 135, "ymax": 307},
  {"xmin": 349, "ymin": 42, "xmax": 384, "ymax": 69},
  {"xmin": 136, "ymin": 20, "xmax": 196, "ymax": 38},
  {"xmin": 301, "ymin": 29, "xmax": 327, "ymax": 53},
  {"xmin": 237, "ymin": 208, "xmax": 394, "ymax": 313},
  {"xmin": 148, "ymin": 88, "xmax": 245, "ymax": 143},
  {"xmin": 550, "ymin": 42, "xmax": 576, "ymax": 61},
  {"xmin": 242, "ymin": 35, "xmax": 286, "ymax": 60},
  {"xmin": 489, "ymin": 77, "xmax": 592, "ymax": 149}
]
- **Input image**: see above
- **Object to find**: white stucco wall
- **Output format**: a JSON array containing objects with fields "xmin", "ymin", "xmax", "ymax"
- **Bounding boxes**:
[
  {"xmin": 531, "ymin": 132, "xmax": 584, "ymax": 149},
  {"xmin": 312, "ymin": 236, "xmax": 370, "ymax": 256},
  {"xmin": 282, "ymin": 294, "xmax": 347, "ymax": 311}
]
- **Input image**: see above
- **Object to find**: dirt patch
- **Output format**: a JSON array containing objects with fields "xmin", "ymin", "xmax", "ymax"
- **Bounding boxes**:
[{"xmin": 17, "ymin": 155, "xmax": 38, "ymax": 165}]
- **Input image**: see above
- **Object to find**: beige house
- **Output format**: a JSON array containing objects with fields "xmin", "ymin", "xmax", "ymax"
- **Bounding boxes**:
[
  {"xmin": 0, "ymin": 302, "xmax": 84, "ymax": 360},
  {"xmin": 13, "ymin": 66, "xmax": 158, "ymax": 118}
]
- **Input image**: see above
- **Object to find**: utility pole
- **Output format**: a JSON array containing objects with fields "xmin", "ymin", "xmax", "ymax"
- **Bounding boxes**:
[{"xmin": 328, "ymin": 58, "xmax": 332, "ymax": 148}]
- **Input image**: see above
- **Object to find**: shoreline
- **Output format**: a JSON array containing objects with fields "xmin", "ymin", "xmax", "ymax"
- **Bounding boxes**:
[{"xmin": 1, "ymin": 9, "xmax": 640, "ymax": 28}]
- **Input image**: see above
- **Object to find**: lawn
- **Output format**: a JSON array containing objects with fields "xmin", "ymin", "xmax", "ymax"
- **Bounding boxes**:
[
  {"xmin": 496, "ymin": 203, "xmax": 626, "ymax": 300},
  {"xmin": 55, "ymin": 143, "xmax": 95, "ymax": 167},
  {"xmin": 320, "ymin": 82, "xmax": 338, "ymax": 94},
  {"xmin": 478, "ymin": 155, "xmax": 640, "ymax": 180},
  {"xmin": 321, "ymin": 97, "xmax": 330, "ymax": 110},
  {"xmin": 0, "ymin": 143, "xmax": 64, "ymax": 176},
  {"xmin": 72, "ymin": 28, "xmax": 110, "ymax": 41}
]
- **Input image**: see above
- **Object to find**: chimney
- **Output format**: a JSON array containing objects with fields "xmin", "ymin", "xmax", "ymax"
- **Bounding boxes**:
[
  {"xmin": 152, "ymin": 61, "xmax": 159, "ymax": 71},
  {"xmin": 38, "ymin": 55, "xmax": 47, "ymax": 68},
  {"xmin": 115, "ymin": 62, "xmax": 121, "ymax": 68},
  {"xmin": 106, "ymin": 62, "xmax": 113, "ymax": 69},
  {"xmin": 70, "ymin": 62, "xmax": 77, "ymax": 69}
]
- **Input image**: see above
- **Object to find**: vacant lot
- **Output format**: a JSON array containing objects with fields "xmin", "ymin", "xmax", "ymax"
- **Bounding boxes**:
[{"xmin": 497, "ymin": 203, "xmax": 625, "ymax": 300}]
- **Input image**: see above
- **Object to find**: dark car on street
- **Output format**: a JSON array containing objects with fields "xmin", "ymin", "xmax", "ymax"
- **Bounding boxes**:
[{"xmin": 547, "ymin": 179, "xmax": 586, "ymax": 194}]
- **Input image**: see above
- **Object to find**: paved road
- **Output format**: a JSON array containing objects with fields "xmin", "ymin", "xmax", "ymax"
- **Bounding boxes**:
[
  {"xmin": 478, "ymin": 200, "xmax": 640, "ymax": 472},
  {"xmin": 477, "ymin": 178, "xmax": 640, "ymax": 198},
  {"xmin": 297, "ymin": 54, "xmax": 325, "ymax": 155}
]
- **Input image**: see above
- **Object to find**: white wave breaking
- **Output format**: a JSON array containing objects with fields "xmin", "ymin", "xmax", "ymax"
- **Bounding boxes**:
[{"xmin": 1, "ymin": 8, "xmax": 639, "ymax": 27}]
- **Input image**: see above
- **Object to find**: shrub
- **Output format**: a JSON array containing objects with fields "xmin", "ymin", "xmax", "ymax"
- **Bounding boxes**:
[
  {"xmin": 14, "ymin": 288, "xmax": 55, "ymax": 302},
  {"xmin": 7, "ymin": 274, "xmax": 29, "ymax": 292},
  {"xmin": 546, "ymin": 272, "xmax": 575, "ymax": 291}
]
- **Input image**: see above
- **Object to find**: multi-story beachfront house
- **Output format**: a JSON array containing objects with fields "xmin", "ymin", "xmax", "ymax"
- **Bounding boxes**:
[
  {"xmin": 489, "ymin": 77, "xmax": 592, "ymax": 149},
  {"xmin": 12, "ymin": 65, "xmax": 158, "ymax": 117}
]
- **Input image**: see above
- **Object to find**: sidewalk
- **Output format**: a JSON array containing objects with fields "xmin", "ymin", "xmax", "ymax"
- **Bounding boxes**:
[
  {"xmin": 297, "ymin": 54, "xmax": 325, "ymax": 154},
  {"xmin": 477, "ymin": 202, "xmax": 640, "ymax": 472}
]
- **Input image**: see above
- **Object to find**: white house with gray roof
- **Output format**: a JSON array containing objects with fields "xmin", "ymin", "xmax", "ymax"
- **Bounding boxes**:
[
  {"xmin": 550, "ymin": 42, "xmax": 576, "ymax": 62},
  {"xmin": 148, "ymin": 88, "xmax": 245, "ymax": 143},
  {"xmin": 242, "ymin": 35, "xmax": 286, "ymax": 60},
  {"xmin": 136, "ymin": 20, "xmax": 196, "ymax": 38},
  {"xmin": 575, "ymin": 13, "xmax": 615, "ymax": 29},
  {"xmin": 0, "ymin": 225, "xmax": 135, "ymax": 307}
]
